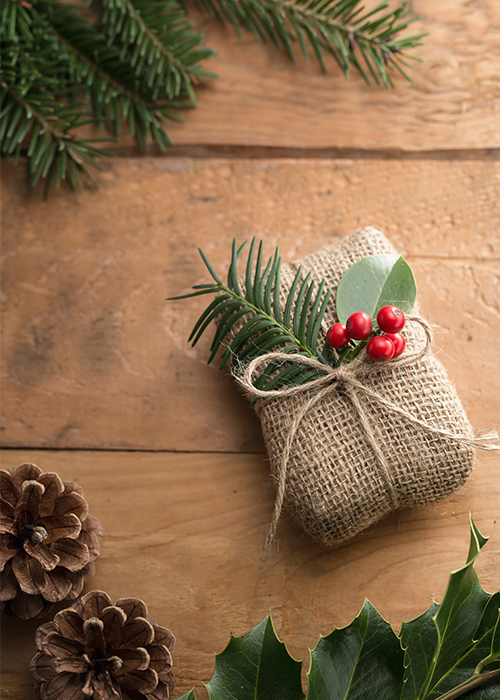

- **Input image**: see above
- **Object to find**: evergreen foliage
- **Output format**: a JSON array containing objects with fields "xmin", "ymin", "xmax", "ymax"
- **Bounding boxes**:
[
  {"xmin": 0, "ymin": 0, "xmax": 215, "ymax": 196},
  {"xmin": 170, "ymin": 238, "xmax": 333, "ymax": 395},
  {"xmin": 1, "ymin": 0, "xmax": 424, "ymax": 196},
  {"xmin": 194, "ymin": 0, "xmax": 425, "ymax": 86}
]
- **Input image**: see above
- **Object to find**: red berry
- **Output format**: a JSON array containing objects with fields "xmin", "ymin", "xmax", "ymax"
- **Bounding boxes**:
[
  {"xmin": 366, "ymin": 335, "xmax": 395, "ymax": 362},
  {"xmin": 376, "ymin": 305, "xmax": 405, "ymax": 333},
  {"xmin": 326, "ymin": 323, "xmax": 351, "ymax": 349},
  {"xmin": 346, "ymin": 312, "xmax": 373, "ymax": 340},
  {"xmin": 384, "ymin": 332, "xmax": 406, "ymax": 357}
]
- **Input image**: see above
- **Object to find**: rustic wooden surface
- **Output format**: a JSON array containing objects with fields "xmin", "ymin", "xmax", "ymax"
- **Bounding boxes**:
[
  {"xmin": 1, "ymin": 449, "xmax": 499, "ymax": 699},
  {"xmin": 2, "ymin": 158, "xmax": 500, "ymax": 451},
  {"xmin": 2, "ymin": 0, "xmax": 500, "ymax": 697}
]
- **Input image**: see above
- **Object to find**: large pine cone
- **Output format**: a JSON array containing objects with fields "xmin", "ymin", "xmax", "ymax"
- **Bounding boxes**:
[
  {"xmin": 31, "ymin": 590, "xmax": 176, "ymax": 700},
  {"xmin": 0, "ymin": 463, "xmax": 103, "ymax": 619}
]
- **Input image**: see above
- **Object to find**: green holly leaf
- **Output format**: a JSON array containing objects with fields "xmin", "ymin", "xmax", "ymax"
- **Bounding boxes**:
[
  {"xmin": 477, "ymin": 605, "xmax": 500, "ymax": 672},
  {"xmin": 401, "ymin": 595, "xmax": 500, "ymax": 700},
  {"xmin": 173, "ymin": 518, "xmax": 500, "ymax": 700},
  {"xmin": 206, "ymin": 615, "xmax": 305, "ymax": 700},
  {"xmin": 306, "ymin": 599, "xmax": 404, "ymax": 699},
  {"xmin": 403, "ymin": 516, "xmax": 498, "ymax": 700},
  {"xmin": 174, "ymin": 692, "xmax": 197, "ymax": 700},
  {"xmin": 400, "ymin": 602, "xmax": 439, "ymax": 699},
  {"xmin": 336, "ymin": 254, "xmax": 417, "ymax": 323}
]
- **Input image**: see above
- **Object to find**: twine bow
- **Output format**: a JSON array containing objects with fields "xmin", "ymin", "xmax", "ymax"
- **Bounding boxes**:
[{"xmin": 235, "ymin": 316, "xmax": 500, "ymax": 549}]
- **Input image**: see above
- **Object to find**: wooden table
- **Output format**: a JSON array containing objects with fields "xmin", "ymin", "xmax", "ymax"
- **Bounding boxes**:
[{"xmin": 1, "ymin": 2, "xmax": 500, "ymax": 697}]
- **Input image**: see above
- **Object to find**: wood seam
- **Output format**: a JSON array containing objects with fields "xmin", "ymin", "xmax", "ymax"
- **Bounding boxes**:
[{"xmin": 103, "ymin": 145, "xmax": 500, "ymax": 160}]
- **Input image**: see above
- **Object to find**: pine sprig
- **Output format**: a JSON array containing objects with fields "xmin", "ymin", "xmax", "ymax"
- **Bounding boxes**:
[
  {"xmin": 36, "ymin": 0, "xmax": 196, "ymax": 148},
  {"xmin": 0, "ymin": 79, "xmax": 108, "ymax": 196},
  {"xmin": 2, "ymin": 0, "xmax": 32, "ymax": 43},
  {"xmin": 169, "ymin": 238, "xmax": 332, "ymax": 395},
  {"xmin": 0, "ymin": 0, "xmax": 214, "ymax": 195},
  {"xmin": 93, "ymin": 0, "xmax": 216, "ymax": 105},
  {"xmin": 192, "ymin": 0, "xmax": 425, "ymax": 86},
  {"xmin": 0, "ymin": 14, "xmax": 112, "ymax": 197}
]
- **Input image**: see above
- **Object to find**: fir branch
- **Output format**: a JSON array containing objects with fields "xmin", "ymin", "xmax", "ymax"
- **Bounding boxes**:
[
  {"xmin": 94, "ymin": 0, "xmax": 216, "ymax": 104},
  {"xmin": 1, "ymin": 0, "xmax": 33, "ymax": 43},
  {"xmin": 0, "ymin": 79, "xmax": 107, "ymax": 197},
  {"xmin": 0, "ymin": 17, "xmax": 111, "ymax": 198},
  {"xmin": 169, "ymin": 238, "xmax": 332, "ymax": 395},
  {"xmin": 192, "ymin": 0, "xmax": 425, "ymax": 85},
  {"xmin": 1, "ymin": 0, "xmax": 426, "ymax": 197},
  {"xmin": 34, "ymin": 0, "xmax": 183, "ymax": 149},
  {"xmin": 0, "ymin": 0, "xmax": 215, "ymax": 194}
]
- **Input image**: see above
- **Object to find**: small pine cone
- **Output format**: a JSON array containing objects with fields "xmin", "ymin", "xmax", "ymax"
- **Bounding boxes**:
[
  {"xmin": 1, "ymin": 463, "xmax": 103, "ymax": 619},
  {"xmin": 31, "ymin": 590, "xmax": 176, "ymax": 700}
]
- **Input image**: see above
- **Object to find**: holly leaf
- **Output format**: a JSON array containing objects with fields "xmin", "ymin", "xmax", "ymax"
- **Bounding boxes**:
[
  {"xmin": 206, "ymin": 615, "xmax": 305, "ymax": 700},
  {"xmin": 306, "ymin": 600, "xmax": 404, "ymax": 699},
  {"xmin": 173, "ymin": 518, "xmax": 500, "ymax": 700},
  {"xmin": 401, "ymin": 596, "xmax": 500, "ymax": 700},
  {"xmin": 336, "ymin": 254, "xmax": 417, "ymax": 323},
  {"xmin": 399, "ymin": 602, "xmax": 439, "ymax": 699},
  {"xmin": 477, "ymin": 605, "xmax": 500, "ymax": 672},
  {"xmin": 403, "ymin": 515, "xmax": 499, "ymax": 699}
]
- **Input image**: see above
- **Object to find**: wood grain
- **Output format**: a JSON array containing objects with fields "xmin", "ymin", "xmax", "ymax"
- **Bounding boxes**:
[
  {"xmin": 3, "ymin": 1, "xmax": 500, "ymax": 695},
  {"xmin": 1, "ymin": 448, "xmax": 499, "ymax": 699},
  {"xmin": 76, "ymin": 0, "xmax": 500, "ymax": 152},
  {"xmin": 2, "ymin": 157, "xmax": 499, "ymax": 451}
]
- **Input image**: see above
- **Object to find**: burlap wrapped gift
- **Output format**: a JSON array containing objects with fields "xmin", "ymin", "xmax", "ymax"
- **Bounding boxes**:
[{"xmin": 236, "ymin": 227, "xmax": 499, "ymax": 548}]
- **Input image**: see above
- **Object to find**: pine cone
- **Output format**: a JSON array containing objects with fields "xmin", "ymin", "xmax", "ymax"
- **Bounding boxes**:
[
  {"xmin": 1, "ymin": 463, "xmax": 103, "ymax": 619},
  {"xmin": 31, "ymin": 590, "xmax": 176, "ymax": 700}
]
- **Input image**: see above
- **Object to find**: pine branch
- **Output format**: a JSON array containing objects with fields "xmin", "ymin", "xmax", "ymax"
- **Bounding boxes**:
[
  {"xmin": 1, "ymin": 0, "xmax": 214, "ymax": 195},
  {"xmin": 0, "ymin": 19, "xmax": 110, "ymax": 197},
  {"xmin": 94, "ymin": 0, "xmax": 216, "ymax": 104},
  {"xmin": 169, "ymin": 238, "xmax": 333, "ymax": 395},
  {"xmin": 34, "ymin": 0, "xmax": 185, "ymax": 149},
  {"xmin": 192, "ymin": 0, "xmax": 425, "ymax": 85},
  {"xmin": 0, "ymin": 82, "xmax": 106, "ymax": 196},
  {"xmin": 1, "ymin": 0, "xmax": 427, "ymax": 197},
  {"xmin": 1, "ymin": 0, "xmax": 33, "ymax": 43}
]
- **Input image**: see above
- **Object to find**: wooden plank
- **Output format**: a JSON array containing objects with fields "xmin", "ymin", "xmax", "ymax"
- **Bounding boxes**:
[
  {"xmin": 1, "ymin": 448, "xmax": 499, "ymax": 699},
  {"xmin": 76, "ymin": 0, "xmax": 500, "ymax": 151},
  {"xmin": 2, "ymin": 158, "xmax": 500, "ymax": 451}
]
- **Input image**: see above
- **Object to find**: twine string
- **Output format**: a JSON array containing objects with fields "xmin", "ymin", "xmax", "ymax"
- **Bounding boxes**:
[
  {"xmin": 343, "ymin": 382, "xmax": 400, "ymax": 509},
  {"xmin": 235, "ymin": 317, "xmax": 500, "ymax": 549}
]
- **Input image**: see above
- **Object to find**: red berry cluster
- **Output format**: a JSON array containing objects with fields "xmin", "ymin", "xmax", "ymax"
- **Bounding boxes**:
[{"xmin": 326, "ymin": 306, "xmax": 406, "ymax": 363}]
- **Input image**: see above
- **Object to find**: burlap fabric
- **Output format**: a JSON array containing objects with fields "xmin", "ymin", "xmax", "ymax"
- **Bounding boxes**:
[{"xmin": 242, "ymin": 227, "xmax": 477, "ymax": 547}]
